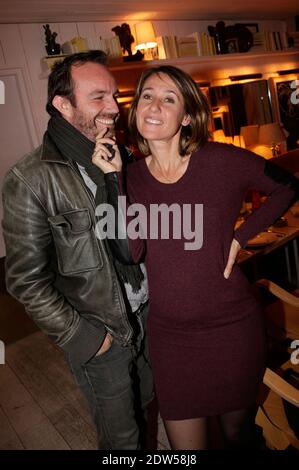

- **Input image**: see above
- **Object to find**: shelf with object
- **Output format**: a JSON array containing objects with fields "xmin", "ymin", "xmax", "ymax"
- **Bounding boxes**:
[
  {"xmin": 110, "ymin": 50, "xmax": 299, "ymax": 153},
  {"xmin": 109, "ymin": 49, "xmax": 299, "ymax": 92},
  {"xmin": 42, "ymin": 54, "xmax": 68, "ymax": 70},
  {"xmin": 42, "ymin": 49, "xmax": 299, "ymax": 153},
  {"xmin": 42, "ymin": 49, "xmax": 299, "ymax": 86}
]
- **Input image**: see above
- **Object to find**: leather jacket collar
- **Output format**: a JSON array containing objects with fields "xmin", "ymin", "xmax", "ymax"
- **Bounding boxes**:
[{"xmin": 40, "ymin": 132, "xmax": 70, "ymax": 165}]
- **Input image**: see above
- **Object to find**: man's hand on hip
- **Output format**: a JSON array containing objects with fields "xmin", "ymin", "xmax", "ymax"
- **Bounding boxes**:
[{"xmin": 95, "ymin": 332, "xmax": 113, "ymax": 356}]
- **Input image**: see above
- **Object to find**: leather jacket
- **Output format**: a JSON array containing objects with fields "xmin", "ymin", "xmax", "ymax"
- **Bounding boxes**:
[{"xmin": 2, "ymin": 133, "xmax": 133, "ymax": 364}]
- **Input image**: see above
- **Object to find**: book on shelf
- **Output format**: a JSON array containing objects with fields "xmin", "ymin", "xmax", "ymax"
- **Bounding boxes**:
[
  {"xmin": 157, "ymin": 32, "xmax": 216, "ymax": 59},
  {"xmin": 251, "ymin": 31, "xmax": 288, "ymax": 52},
  {"xmin": 62, "ymin": 37, "xmax": 88, "ymax": 54},
  {"xmin": 288, "ymin": 31, "xmax": 299, "ymax": 48},
  {"xmin": 176, "ymin": 36, "xmax": 198, "ymax": 57},
  {"xmin": 190, "ymin": 32, "xmax": 216, "ymax": 56},
  {"xmin": 156, "ymin": 36, "xmax": 178, "ymax": 59},
  {"xmin": 97, "ymin": 36, "xmax": 122, "ymax": 58},
  {"xmin": 156, "ymin": 30, "xmax": 296, "ymax": 60}
]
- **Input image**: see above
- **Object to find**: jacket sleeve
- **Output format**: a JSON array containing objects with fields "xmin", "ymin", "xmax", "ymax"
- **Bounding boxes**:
[
  {"xmin": 234, "ymin": 154, "xmax": 299, "ymax": 248},
  {"xmin": 104, "ymin": 171, "xmax": 146, "ymax": 264},
  {"xmin": 2, "ymin": 169, "xmax": 106, "ymax": 364}
]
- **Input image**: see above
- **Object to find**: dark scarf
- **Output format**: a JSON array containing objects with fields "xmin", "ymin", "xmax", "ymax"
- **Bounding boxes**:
[{"xmin": 47, "ymin": 115, "xmax": 144, "ymax": 292}]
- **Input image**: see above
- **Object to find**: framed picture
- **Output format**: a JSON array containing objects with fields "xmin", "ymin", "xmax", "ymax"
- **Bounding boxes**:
[
  {"xmin": 225, "ymin": 38, "xmax": 239, "ymax": 54},
  {"xmin": 269, "ymin": 75, "xmax": 299, "ymax": 122},
  {"xmin": 236, "ymin": 23, "xmax": 259, "ymax": 35},
  {"xmin": 268, "ymin": 74, "xmax": 299, "ymax": 148}
]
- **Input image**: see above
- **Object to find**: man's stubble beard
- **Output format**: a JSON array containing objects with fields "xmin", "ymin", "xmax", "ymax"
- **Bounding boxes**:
[
  {"xmin": 71, "ymin": 110, "xmax": 117, "ymax": 142},
  {"xmin": 71, "ymin": 112, "xmax": 99, "ymax": 142}
]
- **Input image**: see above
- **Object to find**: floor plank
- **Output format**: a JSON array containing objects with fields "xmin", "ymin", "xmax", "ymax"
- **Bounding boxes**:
[
  {"xmin": 0, "ymin": 331, "xmax": 169, "ymax": 450},
  {"xmin": 20, "ymin": 417, "xmax": 70, "ymax": 450},
  {"xmin": 0, "ymin": 363, "xmax": 51, "ymax": 434},
  {"xmin": 0, "ymin": 363, "xmax": 70, "ymax": 449},
  {"xmin": 0, "ymin": 406, "xmax": 24, "ymax": 450},
  {"xmin": 16, "ymin": 332, "xmax": 94, "ymax": 427},
  {"xmin": 6, "ymin": 338, "xmax": 97, "ymax": 449}
]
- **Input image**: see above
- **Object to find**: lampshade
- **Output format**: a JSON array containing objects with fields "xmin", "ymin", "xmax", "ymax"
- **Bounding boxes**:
[
  {"xmin": 134, "ymin": 21, "xmax": 157, "ymax": 50},
  {"xmin": 258, "ymin": 122, "xmax": 286, "ymax": 145},
  {"xmin": 240, "ymin": 125, "xmax": 259, "ymax": 147}
]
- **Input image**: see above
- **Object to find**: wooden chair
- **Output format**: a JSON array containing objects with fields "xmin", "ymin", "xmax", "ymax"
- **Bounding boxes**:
[
  {"xmin": 254, "ymin": 278, "xmax": 299, "ymax": 449},
  {"xmin": 256, "ymin": 363, "xmax": 299, "ymax": 450},
  {"xmin": 256, "ymin": 278, "xmax": 299, "ymax": 341}
]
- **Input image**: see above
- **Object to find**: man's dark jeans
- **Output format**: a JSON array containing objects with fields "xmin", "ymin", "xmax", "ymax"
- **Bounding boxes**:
[{"xmin": 68, "ymin": 304, "xmax": 153, "ymax": 449}]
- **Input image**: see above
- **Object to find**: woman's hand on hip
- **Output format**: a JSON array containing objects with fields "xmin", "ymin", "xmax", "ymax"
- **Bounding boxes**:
[
  {"xmin": 223, "ymin": 238, "xmax": 241, "ymax": 279},
  {"xmin": 92, "ymin": 126, "xmax": 122, "ymax": 174}
]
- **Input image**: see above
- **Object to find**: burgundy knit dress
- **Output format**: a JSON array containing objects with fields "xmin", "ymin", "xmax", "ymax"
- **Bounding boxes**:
[{"xmin": 125, "ymin": 142, "xmax": 295, "ymax": 420}]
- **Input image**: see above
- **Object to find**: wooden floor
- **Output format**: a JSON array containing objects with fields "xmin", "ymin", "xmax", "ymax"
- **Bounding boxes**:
[{"xmin": 0, "ymin": 331, "xmax": 170, "ymax": 450}]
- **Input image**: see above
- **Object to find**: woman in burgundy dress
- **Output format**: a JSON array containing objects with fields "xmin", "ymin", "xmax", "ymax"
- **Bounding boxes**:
[{"xmin": 92, "ymin": 66, "xmax": 298, "ymax": 449}]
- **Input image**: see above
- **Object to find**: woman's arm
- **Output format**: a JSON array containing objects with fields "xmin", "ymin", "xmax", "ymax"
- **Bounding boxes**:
[{"xmin": 234, "ymin": 153, "xmax": 299, "ymax": 248}]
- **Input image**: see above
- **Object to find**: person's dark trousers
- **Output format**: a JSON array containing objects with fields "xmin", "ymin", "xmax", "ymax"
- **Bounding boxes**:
[{"xmin": 67, "ymin": 303, "xmax": 153, "ymax": 449}]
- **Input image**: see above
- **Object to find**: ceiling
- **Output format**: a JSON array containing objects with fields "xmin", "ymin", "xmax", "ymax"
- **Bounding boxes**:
[{"xmin": 0, "ymin": 0, "xmax": 298, "ymax": 24}]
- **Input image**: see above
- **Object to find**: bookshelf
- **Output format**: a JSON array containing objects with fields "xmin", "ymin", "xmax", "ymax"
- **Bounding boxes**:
[
  {"xmin": 42, "ymin": 49, "xmax": 299, "ymax": 95},
  {"xmin": 110, "ymin": 49, "xmax": 299, "ymax": 92}
]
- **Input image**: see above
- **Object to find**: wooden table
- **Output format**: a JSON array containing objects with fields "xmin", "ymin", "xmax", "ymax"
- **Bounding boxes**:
[{"xmin": 237, "ymin": 210, "xmax": 299, "ymax": 286}]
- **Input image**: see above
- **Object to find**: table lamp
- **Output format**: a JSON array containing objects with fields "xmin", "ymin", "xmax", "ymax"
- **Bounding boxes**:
[{"xmin": 134, "ymin": 21, "xmax": 157, "ymax": 60}]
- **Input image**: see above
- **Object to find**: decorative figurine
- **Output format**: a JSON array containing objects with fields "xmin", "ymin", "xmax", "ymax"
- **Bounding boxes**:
[
  {"xmin": 112, "ymin": 23, "xmax": 134, "ymax": 56},
  {"xmin": 112, "ymin": 23, "xmax": 143, "ymax": 62},
  {"xmin": 208, "ymin": 21, "xmax": 253, "ymax": 54},
  {"xmin": 43, "ymin": 24, "xmax": 61, "ymax": 56}
]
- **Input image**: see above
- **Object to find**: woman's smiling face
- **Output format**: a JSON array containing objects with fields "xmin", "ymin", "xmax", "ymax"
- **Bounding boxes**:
[{"xmin": 136, "ymin": 72, "xmax": 190, "ymax": 144}]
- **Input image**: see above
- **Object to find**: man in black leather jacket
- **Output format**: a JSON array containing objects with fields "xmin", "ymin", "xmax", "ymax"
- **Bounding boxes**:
[{"xmin": 1, "ymin": 51, "xmax": 153, "ymax": 449}]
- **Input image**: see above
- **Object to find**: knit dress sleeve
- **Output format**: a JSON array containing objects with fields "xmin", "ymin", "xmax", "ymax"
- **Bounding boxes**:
[{"xmin": 232, "ymin": 148, "xmax": 299, "ymax": 247}]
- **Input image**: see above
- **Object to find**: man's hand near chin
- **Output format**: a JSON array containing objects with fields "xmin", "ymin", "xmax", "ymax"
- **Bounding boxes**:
[{"xmin": 92, "ymin": 125, "xmax": 123, "ymax": 174}]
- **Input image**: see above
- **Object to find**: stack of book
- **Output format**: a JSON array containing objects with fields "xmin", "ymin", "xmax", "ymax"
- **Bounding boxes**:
[
  {"xmin": 288, "ymin": 31, "xmax": 299, "ymax": 48},
  {"xmin": 189, "ymin": 32, "xmax": 216, "ymax": 56},
  {"xmin": 62, "ymin": 37, "xmax": 88, "ymax": 54},
  {"xmin": 251, "ymin": 31, "xmax": 288, "ymax": 52},
  {"xmin": 156, "ymin": 32, "xmax": 216, "ymax": 59},
  {"xmin": 97, "ymin": 36, "xmax": 122, "ymax": 58},
  {"xmin": 156, "ymin": 36, "xmax": 179, "ymax": 59}
]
